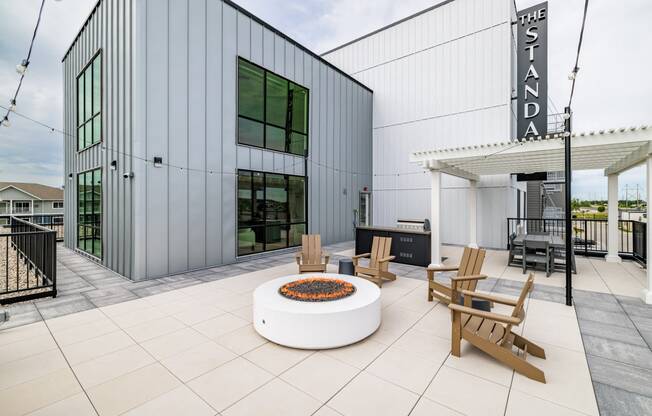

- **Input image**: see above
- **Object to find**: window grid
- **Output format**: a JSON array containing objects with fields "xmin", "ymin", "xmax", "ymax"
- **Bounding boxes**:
[
  {"xmin": 237, "ymin": 169, "xmax": 307, "ymax": 256},
  {"xmin": 77, "ymin": 168, "xmax": 102, "ymax": 259},
  {"xmin": 237, "ymin": 57, "xmax": 309, "ymax": 157},
  {"xmin": 77, "ymin": 52, "xmax": 102, "ymax": 151}
]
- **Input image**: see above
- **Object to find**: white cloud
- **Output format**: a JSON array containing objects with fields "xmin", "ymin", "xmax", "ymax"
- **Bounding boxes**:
[{"xmin": 0, "ymin": 0, "xmax": 649, "ymax": 199}]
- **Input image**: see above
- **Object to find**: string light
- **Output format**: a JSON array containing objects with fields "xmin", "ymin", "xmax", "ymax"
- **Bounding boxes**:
[
  {"xmin": 2, "ymin": 0, "xmax": 46, "ymax": 128},
  {"xmin": 15, "ymin": 60, "xmax": 29, "ymax": 75}
]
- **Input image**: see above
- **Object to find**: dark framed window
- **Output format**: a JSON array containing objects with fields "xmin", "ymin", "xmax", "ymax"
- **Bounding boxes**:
[
  {"xmin": 77, "ymin": 168, "xmax": 102, "ymax": 258},
  {"xmin": 77, "ymin": 52, "xmax": 102, "ymax": 151},
  {"xmin": 237, "ymin": 169, "xmax": 306, "ymax": 256},
  {"xmin": 237, "ymin": 58, "xmax": 309, "ymax": 156}
]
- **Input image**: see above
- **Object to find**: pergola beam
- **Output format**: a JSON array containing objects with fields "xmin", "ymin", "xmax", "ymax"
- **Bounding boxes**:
[{"xmin": 604, "ymin": 143, "xmax": 652, "ymax": 176}]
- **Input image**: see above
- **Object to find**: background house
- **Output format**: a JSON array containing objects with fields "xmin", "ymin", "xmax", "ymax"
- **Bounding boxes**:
[{"xmin": 0, "ymin": 182, "xmax": 64, "ymax": 220}]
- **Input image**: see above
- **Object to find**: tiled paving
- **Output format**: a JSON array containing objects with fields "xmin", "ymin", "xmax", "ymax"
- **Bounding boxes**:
[
  {"xmin": 0, "ymin": 242, "xmax": 651, "ymax": 415},
  {"xmin": 1, "ymin": 259, "xmax": 598, "ymax": 416}
]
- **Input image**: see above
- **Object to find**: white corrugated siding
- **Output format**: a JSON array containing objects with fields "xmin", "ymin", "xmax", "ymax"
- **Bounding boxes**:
[{"xmin": 324, "ymin": 0, "xmax": 518, "ymax": 248}]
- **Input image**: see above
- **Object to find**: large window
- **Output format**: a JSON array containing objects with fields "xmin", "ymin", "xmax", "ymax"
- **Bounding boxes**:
[
  {"xmin": 77, "ymin": 52, "xmax": 102, "ymax": 151},
  {"xmin": 77, "ymin": 168, "xmax": 102, "ymax": 258},
  {"xmin": 237, "ymin": 169, "xmax": 306, "ymax": 256},
  {"xmin": 237, "ymin": 58, "xmax": 309, "ymax": 156}
]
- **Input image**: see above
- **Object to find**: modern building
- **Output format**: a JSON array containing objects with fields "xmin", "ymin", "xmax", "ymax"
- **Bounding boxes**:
[
  {"xmin": 0, "ymin": 182, "xmax": 64, "ymax": 218},
  {"xmin": 323, "ymin": 0, "xmax": 523, "ymax": 250},
  {"xmin": 62, "ymin": 0, "xmax": 373, "ymax": 280}
]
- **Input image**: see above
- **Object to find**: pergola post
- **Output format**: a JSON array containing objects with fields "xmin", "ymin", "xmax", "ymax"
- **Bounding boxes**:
[
  {"xmin": 468, "ymin": 180, "xmax": 478, "ymax": 249},
  {"xmin": 430, "ymin": 169, "xmax": 442, "ymax": 267},
  {"xmin": 644, "ymin": 155, "xmax": 652, "ymax": 304},
  {"xmin": 605, "ymin": 174, "xmax": 622, "ymax": 263}
]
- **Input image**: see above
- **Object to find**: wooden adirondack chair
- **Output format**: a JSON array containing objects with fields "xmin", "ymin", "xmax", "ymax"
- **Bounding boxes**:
[
  {"xmin": 295, "ymin": 235, "xmax": 330, "ymax": 273},
  {"xmin": 449, "ymin": 274, "xmax": 547, "ymax": 383},
  {"xmin": 427, "ymin": 247, "xmax": 487, "ymax": 305},
  {"xmin": 352, "ymin": 236, "xmax": 396, "ymax": 287}
]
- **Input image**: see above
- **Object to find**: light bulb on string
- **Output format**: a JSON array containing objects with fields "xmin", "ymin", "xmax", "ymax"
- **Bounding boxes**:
[
  {"xmin": 1, "ymin": 116, "xmax": 10, "ymax": 128},
  {"xmin": 9, "ymin": 99, "xmax": 16, "ymax": 112},
  {"xmin": 16, "ymin": 59, "xmax": 29, "ymax": 75}
]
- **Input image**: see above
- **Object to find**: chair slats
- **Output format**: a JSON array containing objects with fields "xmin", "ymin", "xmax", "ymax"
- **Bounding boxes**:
[
  {"xmin": 353, "ymin": 236, "xmax": 396, "ymax": 287},
  {"xmin": 427, "ymin": 247, "xmax": 487, "ymax": 305},
  {"xmin": 297, "ymin": 235, "xmax": 328, "ymax": 273},
  {"xmin": 451, "ymin": 274, "xmax": 547, "ymax": 383}
]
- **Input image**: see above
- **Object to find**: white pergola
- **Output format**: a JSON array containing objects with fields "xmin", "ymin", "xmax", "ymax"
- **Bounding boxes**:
[{"xmin": 410, "ymin": 125, "xmax": 652, "ymax": 304}]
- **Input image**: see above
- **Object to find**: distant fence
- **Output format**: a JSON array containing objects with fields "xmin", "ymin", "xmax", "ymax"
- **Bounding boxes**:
[
  {"xmin": 507, "ymin": 217, "xmax": 646, "ymax": 266},
  {"xmin": 0, "ymin": 217, "xmax": 57, "ymax": 304},
  {"xmin": 0, "ymin": 214, "xmax": 63, "ymax": 241}
]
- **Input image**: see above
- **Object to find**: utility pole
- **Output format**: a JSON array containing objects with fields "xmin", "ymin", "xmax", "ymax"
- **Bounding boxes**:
[{"xmin": 564, "ymin": 106, "xmax": 573, "ymax": 306}]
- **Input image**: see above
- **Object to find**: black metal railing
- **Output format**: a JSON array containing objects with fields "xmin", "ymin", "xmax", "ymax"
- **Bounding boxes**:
[
  {"xmin": 0, "ymin": 217, "xmax": 57, "ymax": 304},
  {"xmin": 0, "ymin": 214, "xmax": 63, "ymax": 241},
  {"xmin": 507, "ymin": 217, "xmax": 647, "ymax": 266}
]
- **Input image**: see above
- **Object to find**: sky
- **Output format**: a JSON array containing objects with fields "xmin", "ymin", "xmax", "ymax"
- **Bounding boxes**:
[{"xmin": 0, "ymin": 0, "xmax": 649, "ymax": 201}]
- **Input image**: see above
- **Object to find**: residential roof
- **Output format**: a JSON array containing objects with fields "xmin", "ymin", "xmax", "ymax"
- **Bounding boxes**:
[
  {"xmin": 409, "ymin": 125, "xmax": 652, "ymax": 181},
  {"xmin": 0, "ymin": 182, "xmax": 64, "ymax": 201},
  {"xmin": 61, "ymin": 0, "xmax": 372, "ymax": 94}
]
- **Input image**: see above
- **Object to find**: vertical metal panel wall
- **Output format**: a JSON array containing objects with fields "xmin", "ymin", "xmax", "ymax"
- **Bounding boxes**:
[
  {"xmin": 65, "ymin": 0, "xmax": 373, "ymax": 280},
  {"xmin": 63, "ymin": 0, "xmax": 133, "ymax": 278},
  {"xmin": 324, "ymin": 0, "xmax": 517, "ymax": 248}
]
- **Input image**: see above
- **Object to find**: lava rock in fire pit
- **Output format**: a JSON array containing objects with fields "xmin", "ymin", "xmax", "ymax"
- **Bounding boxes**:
[{"xmin": 279, "ymin": 278, "xmax": 356, "ymax": 302}]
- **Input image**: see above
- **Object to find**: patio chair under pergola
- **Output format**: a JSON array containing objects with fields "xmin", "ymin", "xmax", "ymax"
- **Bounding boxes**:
[{"xmin": 410, "ymin": 125, "xmax": 652, "ymax": 304}]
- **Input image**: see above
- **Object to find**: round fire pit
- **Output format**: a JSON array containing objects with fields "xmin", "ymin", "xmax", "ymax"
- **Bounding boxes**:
[
  {"xmin": 278, "ymin": 277, "xmax": 356, "ymax": 302},
  {"xmin": 253, "ymin": 273, "xmax": 381, "ymax": 349}
]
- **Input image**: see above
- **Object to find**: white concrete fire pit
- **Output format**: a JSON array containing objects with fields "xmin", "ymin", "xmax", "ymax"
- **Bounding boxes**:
[{"xmin": 253, "ymin": 273, "xmax": 381, "ymax": 349}]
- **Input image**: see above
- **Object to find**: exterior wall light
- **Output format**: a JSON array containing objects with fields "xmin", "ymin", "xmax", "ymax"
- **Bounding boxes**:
[
  {"xmin": 153, "ymin": 156, "xmax": 163, "ymax": 168},
  {"xmin": 110, "ymin": 160, "xmax": 117, "ymax": 170}
]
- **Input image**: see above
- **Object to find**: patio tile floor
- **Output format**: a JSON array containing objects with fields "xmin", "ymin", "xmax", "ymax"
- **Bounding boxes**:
[{"xmin": 0, "ymin": 242, "xmax": 650, "ymax": 415}]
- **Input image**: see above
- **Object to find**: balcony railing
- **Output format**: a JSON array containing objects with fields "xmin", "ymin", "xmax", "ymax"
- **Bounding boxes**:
[
  {"xmin": 0, "ymin": 217, "xmax": 57, "ymax": 304},
  {"xmin": 507, "ymin": 217, "xmax": 647, "ymax": 266},
  {"xmin": 0, "ymin": 214, "xmax": 64, "ymax": 241}
]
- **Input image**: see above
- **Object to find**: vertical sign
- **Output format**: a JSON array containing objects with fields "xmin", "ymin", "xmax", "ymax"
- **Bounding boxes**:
[{"xmin": 517, "ymin": 2, "xmax": 548, "ymax": 139}]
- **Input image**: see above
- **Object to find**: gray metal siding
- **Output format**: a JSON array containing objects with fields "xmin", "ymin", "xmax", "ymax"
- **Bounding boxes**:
[
  {"xmin": 63, "ymin": 0, "xmax": 133, "ymax": 278},
  {"xmin": 123, "ymin": 0, "xmax": 371, "ymax": 279}
]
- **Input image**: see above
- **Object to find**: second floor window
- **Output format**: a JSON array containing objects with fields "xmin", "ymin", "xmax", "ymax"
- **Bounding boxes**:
[
  {"xmin": 77, "ymin": 52, "xmax": 102, "ymax": 151},
  {"xmin": 237, "ymin": 58, "xmax": 309, "ymax": 156}
]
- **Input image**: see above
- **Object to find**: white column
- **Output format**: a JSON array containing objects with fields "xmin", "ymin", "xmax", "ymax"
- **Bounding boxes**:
[
  {"xmin": 468, "ymin": 180, "xmax": 478, "ymax": 249},
  {"xmin": 605, "ymin": 174, "xmax": 622, "ymax": 263},
  {"xmin": 9, "ymin": 199, "xmax": 12, "ymax": 214},
  {"xmin": 643, "ymin": 156, "xmax": 652, "ymax": 304},
  {"xmin": 430, "ymin": 170, "xmax": 442, "ymax": 267}
]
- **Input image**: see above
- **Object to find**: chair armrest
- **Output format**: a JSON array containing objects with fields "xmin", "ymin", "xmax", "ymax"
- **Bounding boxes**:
[
  {"xmin": 427, "ymin": 265, "xmax": 460, "ymax": 272},
  {"xmin": 448, "ymin": 304, "xmax": 522, "ymax": 325},
  {"xmin": 449, "ymin": 274, "xmax": 487, "ymax": 282},
  {"xmin": 459, "ymin": 289, "xmax": 517, "ymax": 306},
  {"xmin": 377, "ymin": 255, "xmax": 395, "ymax": 263},
  {"xmin": 352, "ymin": 253, "xmax": 371, "ymax": 260}
]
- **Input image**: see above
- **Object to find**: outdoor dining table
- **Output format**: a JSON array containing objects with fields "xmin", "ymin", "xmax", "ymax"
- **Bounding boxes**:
[
  {"xmin": 512, "ymin": 233, "xmax": 575, "ymax": 273},
  {"xmin": 513, "ymin": 233, "xmax": 565, "ymax": 247}
]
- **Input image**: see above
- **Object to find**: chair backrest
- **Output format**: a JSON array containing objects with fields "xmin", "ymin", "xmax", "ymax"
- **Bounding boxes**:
[
  {"xmin": 456, "ymin": 247, "xmax": 486, "ymax": 291},
  {"xmin": 301, "ymin": 234, "xmax": 322, "ymax": 265},
  {"xmin": 370, "ymin": 236, "xmax": 392, "ymax": 271},
  {"xmin": 504, "ymin": 274, "xmax": 534, "ymax": 334}
]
